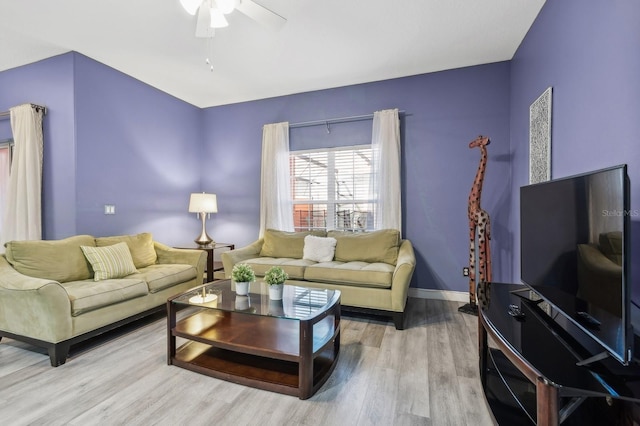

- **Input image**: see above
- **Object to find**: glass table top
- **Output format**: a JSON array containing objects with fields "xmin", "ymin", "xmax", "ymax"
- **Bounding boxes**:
[{"xmin": 172, "ymin": 280, "xmax": 340, "ymax": 321}]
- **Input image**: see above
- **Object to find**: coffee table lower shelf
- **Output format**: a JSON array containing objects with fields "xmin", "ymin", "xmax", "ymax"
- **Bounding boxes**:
[{"xmin": 171, "ymin": 341, "xmax": 336, "ymax": 397}]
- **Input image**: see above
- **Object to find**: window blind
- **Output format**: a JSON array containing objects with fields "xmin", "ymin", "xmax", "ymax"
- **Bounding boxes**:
[{"xmin": 291, "ymin": 145, "xmax": 374, "ymax": 231}]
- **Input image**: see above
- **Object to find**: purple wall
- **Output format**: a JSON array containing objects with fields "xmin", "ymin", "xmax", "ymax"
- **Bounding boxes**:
[
  {"xmin": 0, "ymin": 53, "xmax": 77, "ymax": 238},
  {"xmin": 202, "ymin": 62, "xmax": 512, "ymax": 291},
  {"xmin": 509, "ymin": 0, "xmax": 640, "ymax": 298},
  {"xmin": 73, "ymin": 54, "xmax": 203, "ymax": 244},
  {"xmin": 0, "ymin": 53, "xmax": 204, "ymax": 245}
]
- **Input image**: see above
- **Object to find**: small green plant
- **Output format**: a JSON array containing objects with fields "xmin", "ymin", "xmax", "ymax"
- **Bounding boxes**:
[
  {"xmin": 264, "ymin": 266, "xmax": 288, "ymax": 285},
  {"xmin": 231, "ymin": 263, "xmax": 256, "ymax": 283}
]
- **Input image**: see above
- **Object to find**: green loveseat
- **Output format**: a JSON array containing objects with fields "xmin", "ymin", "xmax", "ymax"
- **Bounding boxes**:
[
  {"xmin": 0, "ymin": 233, "xmax": 206, "ymax": 366},
  {"xmin": 221, "ymin": 229, "xmax": 416, "ymax": 329}
]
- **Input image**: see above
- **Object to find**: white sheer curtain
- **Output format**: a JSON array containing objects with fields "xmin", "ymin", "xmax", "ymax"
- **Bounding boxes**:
[
  {"xmin": 371, "ymin": 108, "xmax": 402, "ymax": 235},
  {"xmin": 259, "ymin": 122, "xmax": 294, "ymax": 237},
  {"xmin": 1, "ymin": 104, "xmax": 44, "ymax": 246}
]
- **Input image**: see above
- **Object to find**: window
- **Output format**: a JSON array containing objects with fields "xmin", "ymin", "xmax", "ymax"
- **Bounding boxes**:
[
  {"xmin": 290, "ymin": 145, "xmax": 374, "ymax": 232},
  {"xmin": 0, "ymin": 140, "xmax": 13, "ymax": 238}
]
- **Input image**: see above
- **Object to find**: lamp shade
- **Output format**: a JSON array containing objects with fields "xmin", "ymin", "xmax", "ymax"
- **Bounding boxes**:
[{"xmin": 189, "ymin": 193, "xmax": 218, "ymax": 213}]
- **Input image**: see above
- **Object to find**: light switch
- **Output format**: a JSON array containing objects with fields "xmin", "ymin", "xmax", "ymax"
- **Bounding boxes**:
[{"xmin": 104, "ymin": 205, "xmax": 116, "ymax": 215}]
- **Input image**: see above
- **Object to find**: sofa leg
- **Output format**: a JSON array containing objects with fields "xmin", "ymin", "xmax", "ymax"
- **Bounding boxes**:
[
  {"xmin": 393, "ymin": 312, "xmax": 405, "ymax": 330},
  {"xmin": 48, "ymin": 343, "xmax": 70, "ymax": 367}
]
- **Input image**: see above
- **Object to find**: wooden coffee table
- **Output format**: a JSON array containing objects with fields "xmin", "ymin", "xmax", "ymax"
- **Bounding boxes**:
[{"xmin": 167, "ymin": 280, "xmax": 341, "ymax": 399}]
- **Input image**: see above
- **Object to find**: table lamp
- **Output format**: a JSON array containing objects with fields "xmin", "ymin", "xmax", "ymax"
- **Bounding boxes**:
[{"xmin": 189, "ymin": 192, "xmax": 217, "ymax": 246}]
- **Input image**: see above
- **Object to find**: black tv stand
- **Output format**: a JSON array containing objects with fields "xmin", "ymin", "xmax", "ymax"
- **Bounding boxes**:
[
  {"xmin": 479, "ymin": 283, "xmax": 640, "ymax": 425},
  {"xmin": 575, "ymin": 351, "xmax": 610, "ymax": 367}
]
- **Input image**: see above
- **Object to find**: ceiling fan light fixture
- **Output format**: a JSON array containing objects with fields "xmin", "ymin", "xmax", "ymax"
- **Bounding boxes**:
[
  {"xmin": 187, "ymin": 0, "xmax": 285, "ymax": 38},
  {"xmin": 180, "ymin": 0, "xmax": 202, "ymax": 15},
  {"xmin": 210, "ymin": 7, "xmax": 229, "ymax": 28},
  {"xmin": 215, "ymin": 0, "xmax": 236, "ymax": 15}
]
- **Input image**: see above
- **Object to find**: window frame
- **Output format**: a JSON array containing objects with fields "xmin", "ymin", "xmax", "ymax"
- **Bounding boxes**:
[
  {"xmin": 0, "ymin": 139, "xmax": 13, "ymax": 176},
  {"xmin": 0, "ymin": 139, "xmax": 13, "ymax": 158},
  {"xmin": 0, "ymin": 139, "xmax": 14, "ymax": 238},
  {"xmin": 290, "ymin": 144, "xmax": 374, "ymax": 232}
]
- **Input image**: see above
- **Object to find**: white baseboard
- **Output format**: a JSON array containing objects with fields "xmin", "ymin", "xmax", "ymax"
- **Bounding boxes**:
[{"xmin": 408, "ymin": 288, "xmax": 469, "ymax": 303}]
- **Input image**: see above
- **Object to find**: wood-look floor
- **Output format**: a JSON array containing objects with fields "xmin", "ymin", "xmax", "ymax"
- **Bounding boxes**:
[{"xmin": 0, "ymin": 298, "xmax": 496, "ymax": 426}]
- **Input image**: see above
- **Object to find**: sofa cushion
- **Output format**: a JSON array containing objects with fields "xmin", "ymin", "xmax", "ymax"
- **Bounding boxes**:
[
  {"xmin": 260, "ymin": 229, "xmax": 327, "ymax": 259},
  {"xmin": 304, "ymin": 261, "xmax": 394, "ymax": 288},
  {"xmin": 4, "ymin": 235, "xmax": 96, "ymax": 283},
  {"xmin": 96, "ymin": 233, "xmax": 158, "ymax": 268},
  {"xmin": 328, "ymin": 229, "xmax": 400, "ymax": 265},
  {"xmin": 81, "ymin": 242, "xmax": 139, "ymax": 281},
  {"xmin": 132, "ymin": 264, "xmax": 197, "ymax": 293},
  {"xmin": 61, "ymin": 278, "xmax": 149, "ymax": 316},
  {"xmin": 244, "ymin": 257, "xmax": 316, "ymax": 280},
  {"xmin": 303, "ymin": 235, "xmax": 337, "ymax": 262}
]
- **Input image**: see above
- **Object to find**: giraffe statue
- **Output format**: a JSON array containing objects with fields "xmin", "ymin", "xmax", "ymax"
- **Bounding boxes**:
[{"xmin": 465, "ymin": 135, "xmax": 493, "ymax": 312}]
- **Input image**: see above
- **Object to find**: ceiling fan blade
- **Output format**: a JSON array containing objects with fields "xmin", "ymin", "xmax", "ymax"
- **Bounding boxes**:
[
  {"xmin": 195, "ymin": 0, "xmax": 215, "ymax": 37},
  {"xmin": 235, "ymin": 0, "xmax": 286, "ymax": 31}
]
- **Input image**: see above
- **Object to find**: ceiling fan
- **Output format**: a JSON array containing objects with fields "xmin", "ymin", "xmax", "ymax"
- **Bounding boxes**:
[{"xmin": 179, "ymin": 0, "xmax": 287, "ymax": 38}]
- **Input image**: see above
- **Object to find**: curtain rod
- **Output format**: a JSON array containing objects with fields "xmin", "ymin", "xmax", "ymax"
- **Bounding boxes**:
[
  {"xmin": 289, "ymin": 110, "xmax": 407, "ymax": 129},
  {"xmin": 0, "ymin": 103, "xmax": 47, "ymax": 120}
]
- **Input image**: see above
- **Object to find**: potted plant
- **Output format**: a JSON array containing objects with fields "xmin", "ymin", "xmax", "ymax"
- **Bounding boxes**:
[
  {"xmin": 264, "ymin": 266, "xmax": 288, "ymax": 300},
  {"xmin": 231, "ymin": 263, "xmax": 255, "ymax": 296}
]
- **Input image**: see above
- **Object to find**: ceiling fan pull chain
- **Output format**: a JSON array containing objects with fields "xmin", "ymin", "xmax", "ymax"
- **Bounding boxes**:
[{"xmin": 205, "ymin": 37, "xmax": 214, "ymax": 72}]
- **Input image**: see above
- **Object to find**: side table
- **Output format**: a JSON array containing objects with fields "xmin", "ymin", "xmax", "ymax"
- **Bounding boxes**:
[{"xmin": 175, "ymin": 243, "xmax": 234, "ymax": 283}]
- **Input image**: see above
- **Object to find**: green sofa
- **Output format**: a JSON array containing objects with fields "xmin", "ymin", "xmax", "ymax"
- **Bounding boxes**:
[
  {"xmin": 221, "ymin": 229, "xmax": 416, "ymax": 329},
  {"xmin": 0, "ymin": 233, "xmax": 206, "ymax": 366}
]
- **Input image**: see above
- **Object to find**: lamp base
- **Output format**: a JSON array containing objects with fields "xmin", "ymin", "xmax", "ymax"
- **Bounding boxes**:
[
  {"xmin": 195, "ymin": 212, "xmax": 215, "ymax": 247},
  {"xmin": 194, "ymin": 236, "xmax": 214, "ymax": 247}
]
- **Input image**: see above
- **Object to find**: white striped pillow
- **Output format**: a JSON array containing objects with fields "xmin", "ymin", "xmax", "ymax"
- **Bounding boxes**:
[{"xmin": 81, "ymin": 242, "xmax": 138, "ymax": 281}]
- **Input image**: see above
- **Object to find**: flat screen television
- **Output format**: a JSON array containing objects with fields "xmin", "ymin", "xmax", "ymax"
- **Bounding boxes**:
[{"xmin": 520, "ymin": 165, "xmax": 632, "ymax": 365}]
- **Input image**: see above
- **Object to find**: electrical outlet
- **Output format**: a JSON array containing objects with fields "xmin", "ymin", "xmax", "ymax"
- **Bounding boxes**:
[
  {"xmin": 104, "ymin": 205, "xmax": 116, "ymax": 215},
  {"xmin": 462, "ymin": 267, "xmax": 470, "ymax": 277}
]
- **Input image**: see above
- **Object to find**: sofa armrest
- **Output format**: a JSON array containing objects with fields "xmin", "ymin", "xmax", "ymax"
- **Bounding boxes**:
[
  {"xmin": 0, "ymin": 255, "xmax": 73, "ymax": 342},
  {"xmin": 221, "ymin": 239, "xmax": 264, "ymax": 279},
  {"xmin": 390, "ymin": 239, "xmax": 416, "ymax": 311},
  {"xmin": 154, "ymin": 242, "xmax": 206, "ymax": 281}
]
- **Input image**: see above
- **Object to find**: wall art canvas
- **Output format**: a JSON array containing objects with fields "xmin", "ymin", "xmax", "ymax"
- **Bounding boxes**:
[{"xmin": 529, "ymin": 87, "xmax": 552, "ymax": 184}]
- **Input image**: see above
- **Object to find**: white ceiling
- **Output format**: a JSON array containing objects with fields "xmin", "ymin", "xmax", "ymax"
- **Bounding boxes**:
[{"xmin": 0, "ymin": 0, "xmax": 546, "ymax": 108}]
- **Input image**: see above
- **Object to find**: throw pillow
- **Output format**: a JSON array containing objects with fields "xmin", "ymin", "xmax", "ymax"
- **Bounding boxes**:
[
  {"xmin": 328, "ymin": 229, "xmax": 400, "ymax": 265},
  {"xmin": 81, "ymin": 242, "xmax": 138, "ymax": 281},
  {"xmin": 303, "ymin": 235, "xmax": 337, "ymax": 262},
  {"xmin": 95, "ymin": 232, "xmax": 157, "ymax": 268}
]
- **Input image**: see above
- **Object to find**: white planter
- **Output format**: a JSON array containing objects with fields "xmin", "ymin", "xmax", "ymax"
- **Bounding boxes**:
[
  {"xmin": 235, "ymin": 281, "xmax": 250, "ymax": 296},
  {"xmin": 268, "ymin": 283, "xmax": 284, "ymax": 300}
]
